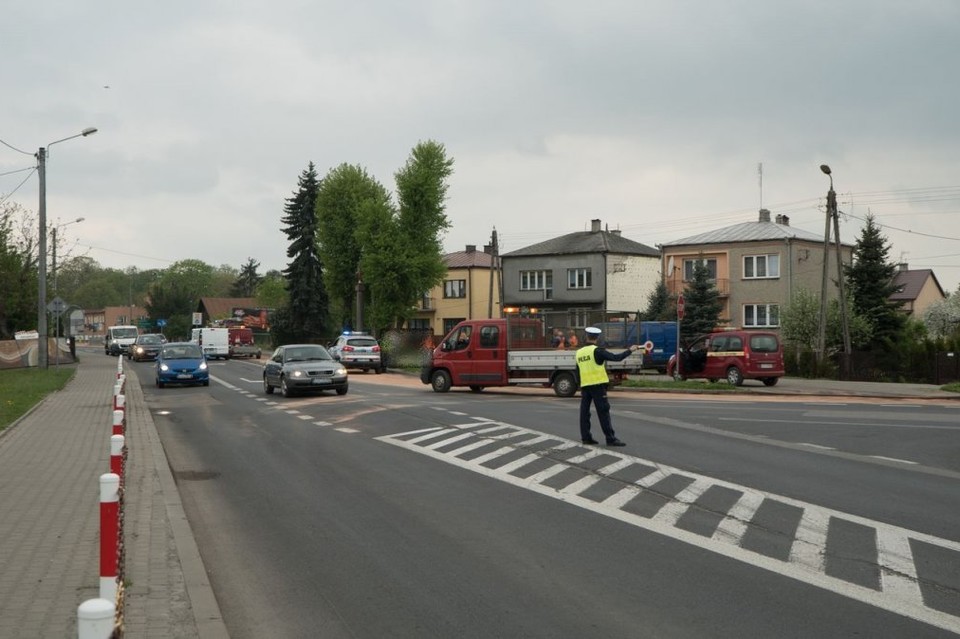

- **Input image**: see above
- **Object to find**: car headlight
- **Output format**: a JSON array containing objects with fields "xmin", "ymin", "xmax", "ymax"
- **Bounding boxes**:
[
  {"xmin": 136, "ymin": 347, "xmax": 144, "ymax": 354},
  {"xmin": 199, "ymin": 362, "xmax": 208, "ymax": 370},
  {"xmin": 159, "ymin": 363, "xmax": 169, "ymax": 371},
  {"xmin": 335, "ymin": 366, "xmax": 347, "ymax": 376},
  {"xmin": 291, "ymin": 369, "xmax": 304, "ymax": 378}
]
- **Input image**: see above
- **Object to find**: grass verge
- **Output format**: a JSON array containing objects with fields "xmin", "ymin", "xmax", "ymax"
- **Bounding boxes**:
[
  {"xmin": 0, "ymin": 367, "xmax": 76, "ymax": 432},
  {"xmin": 621, "ymin": 377, "xmax": 740, "ymax": 392},
  {"xmin": 942, "ymin": 382, "xmax": 960, "ymax": 394}
]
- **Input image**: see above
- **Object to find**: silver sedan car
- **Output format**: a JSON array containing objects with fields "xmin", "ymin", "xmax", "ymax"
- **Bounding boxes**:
[{"xmin": 263, "ymin": 344, "xmax": 348, "ymax": 397}]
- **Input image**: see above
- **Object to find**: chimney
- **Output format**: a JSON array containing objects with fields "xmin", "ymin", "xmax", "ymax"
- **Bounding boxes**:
[
  {"xmin": 898, "ymin": 263, "xmax": 909, "ymax": 272},
  {"xmin": 591, "ymin": 219, "xmax": 602, "ymax": 232},
  {"xmin": 780, "ymin": 215, "xmax": 789, "ymax": 226},
  {"xmin": 610, "ymin": 229, "xmax": 622, "ymax": 236},
  {"xmin": 483, "ymin": 244, "xmax": 492, "ymax": 254},
  {"xmin": 758, "ymin": 209, "xmax": 771, "ymax": 223},
  {"xmin": 465, "ymin": 245, "xmax": 476, "ymax": 253}
]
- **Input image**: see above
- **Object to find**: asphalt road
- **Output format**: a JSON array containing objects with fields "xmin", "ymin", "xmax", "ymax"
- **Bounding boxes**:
[{"xmin": 136, "ymin": 358, "xmax": 960, "ymax": 638}]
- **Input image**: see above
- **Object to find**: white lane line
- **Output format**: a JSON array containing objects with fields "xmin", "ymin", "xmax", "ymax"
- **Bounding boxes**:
[
  {"xmin": 405, "ymin": 428, "xmax": 460, "ymax": 444},
  {"xmin": 876, "ymin": 528, "xmax": 923, "ymax": 603},
  {"xmin": 297, "ymin": 415, "xmax": 313, "ymax": 420},
  {"xmin": 790, "ymin": 509, "xmax": 830, "ymax": 573},
  {"xmin": 335, "ymin": 427, "xmax": 360, "ymax": 433},
  {"xmin": 869, "ymin": 456, "xmax": 918, "ymax": 465},
  {"xmin": 285, "ymin": 410, "xmax": 299, "ymax": 415},
  {"xmin": 712, "ymin": 491, "xmax": 764, "ymax": 547},
  {"xmin": 424, "ymin": 432, "xmax": 476, "ymax": 450},
  {"xmin": 314, "ymin": 421, "xmax": 332, "ymax": 426},
  {"xmin": 800, "ymin": 443, "xmax": 836, "ymax": 450},
  {"xmin": 652, "ymin": 478, "xmax": 712, "ymax": 527}
]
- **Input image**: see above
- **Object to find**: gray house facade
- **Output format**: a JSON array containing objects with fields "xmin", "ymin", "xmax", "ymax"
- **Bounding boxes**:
[{"xmin": 501, "ymin": 219, "xmax": 661, "ymax": 327}]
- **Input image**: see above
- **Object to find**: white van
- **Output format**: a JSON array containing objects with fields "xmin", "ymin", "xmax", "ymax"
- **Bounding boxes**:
[
  {"xmin": 190, "ymin": 327, "xmax": 230, "ymax": 360},
  {"xmin": 105, "ymin": 325, "xmax": 139, "ymax": 356}
]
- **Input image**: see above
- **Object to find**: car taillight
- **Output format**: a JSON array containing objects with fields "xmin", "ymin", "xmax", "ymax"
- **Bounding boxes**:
[
  {"xmin": 343, "ymin": 345, "xmax": 354, "ymax": 352},
  {"xmin": 372, "ymin": 345, "xmax": 380, "ymax": 352}
]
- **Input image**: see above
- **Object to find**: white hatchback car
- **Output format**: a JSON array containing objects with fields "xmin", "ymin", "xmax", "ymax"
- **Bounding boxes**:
[{"xmin": 329, "ymin": 332, "xmax": 383, "ymax": 373}]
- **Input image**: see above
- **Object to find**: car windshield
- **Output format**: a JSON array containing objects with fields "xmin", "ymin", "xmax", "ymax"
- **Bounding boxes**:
[
  {"xmin": 285, "ymin": 346, "xmax": 332, "ymax": 362},
  {"xmin": 139, "ymin": 335, "xmax": 162, "ymax": 345},
  {"xmin": 162, "ymin": 345, "xmax": 203, "ymax": 359},
  {"xmin": 112, "ymin": 328, "xmax": 139, "ymax": 339},
  {"xmin": 750, "ymin": 335, "xmax": 779, "ymax": 353}
]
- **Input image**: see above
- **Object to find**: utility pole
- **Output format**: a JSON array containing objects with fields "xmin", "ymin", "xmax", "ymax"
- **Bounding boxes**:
[
  {"xmin": 487, "ymin": 228, "xmax": 499, "ymax": 318},
  {"xmin": 37, "ymin": 147, "xmax": 49, "ymax": 368},
  {"xmin": 818, "ymin": 165, "xmax": 851, "ymax": 377}
]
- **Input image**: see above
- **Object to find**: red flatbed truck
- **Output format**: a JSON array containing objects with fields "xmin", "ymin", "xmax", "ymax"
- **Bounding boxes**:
[{"xmin": 419, "ymin": 317, "xmax": 643, "ymax": 397}]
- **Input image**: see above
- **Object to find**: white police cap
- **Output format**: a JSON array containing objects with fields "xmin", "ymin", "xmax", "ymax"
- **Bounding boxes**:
[{"xmin": 584, "ymin": 327, "xmax": 602, "ymax": 335}]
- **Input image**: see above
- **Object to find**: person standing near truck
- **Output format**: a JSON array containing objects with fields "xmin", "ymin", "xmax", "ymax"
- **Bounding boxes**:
[{"xmin": 576, "ymin": 327, "xmax": 640, "ymax": 447}]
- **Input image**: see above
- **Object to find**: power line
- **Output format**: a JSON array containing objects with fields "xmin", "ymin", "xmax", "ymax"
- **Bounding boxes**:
[
  {"xmin": 0, "ymin": 167, "xmax": 37, "ymax": 206},
  {"xmin": 0, "ymin": 138, "xmax": 33, "ymax": 156},
  {"xmin": 843, "ymin": 211, "xmax": 960, "ymax": 242},
  {"xmin": 0, "ymin": 166, "xmax": 35, "ymax": 178}
]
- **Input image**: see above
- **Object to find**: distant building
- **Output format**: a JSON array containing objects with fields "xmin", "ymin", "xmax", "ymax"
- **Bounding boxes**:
[
  {"xmin": 408, "ymin": 245, "xmax": 500, "ymax": 337},
  {"xmin": 890, "ymin": 264, "xmax": 946, "ymax": 318}
]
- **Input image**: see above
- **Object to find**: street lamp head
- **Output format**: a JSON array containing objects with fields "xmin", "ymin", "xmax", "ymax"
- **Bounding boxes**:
[
  {"xmin": 74, "ymin": 217, "xmax": 85, "ymax": 224},
  {"xmin": 81, "ymin": 127, "xmax": 98, "ymax": 137},
  {"xmin": 820, "ymin": 164, "xmax": 832, "ymax": 176}
]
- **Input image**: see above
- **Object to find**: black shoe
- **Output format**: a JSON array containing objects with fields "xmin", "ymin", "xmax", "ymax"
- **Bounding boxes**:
[
  {"xmin": 606, "ymin": 439, "xmax": 626, "ymax": 447},
  {"xmin": 581, "ymin": 438, "xmax": 600, "ymax": 445}
]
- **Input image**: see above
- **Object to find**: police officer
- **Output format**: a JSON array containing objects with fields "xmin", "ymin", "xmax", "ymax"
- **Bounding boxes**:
[{"xmin": 576, "ymin": 327, "xmax": 641, "ymax": 446}]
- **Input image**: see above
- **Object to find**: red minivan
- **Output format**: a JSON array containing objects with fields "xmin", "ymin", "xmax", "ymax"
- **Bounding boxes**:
[{"xmin": 667, "ymin": 330, "xmax": 784, "ymax": 386}]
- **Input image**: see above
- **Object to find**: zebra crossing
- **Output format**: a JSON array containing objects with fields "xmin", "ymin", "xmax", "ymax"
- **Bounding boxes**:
[{"xmin": 378, "ymin": 408, "xmax": 960, "ymax": 635}]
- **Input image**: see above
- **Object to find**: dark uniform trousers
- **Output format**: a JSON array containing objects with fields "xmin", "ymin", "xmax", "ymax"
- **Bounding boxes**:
[{"xmin": 579, "ymin": 383, "xmax": 616, "ymax": 442}]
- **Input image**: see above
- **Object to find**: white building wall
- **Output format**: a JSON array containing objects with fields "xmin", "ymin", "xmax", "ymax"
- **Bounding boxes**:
[{"xmin": 605, "ymin": 255, "xmax": 661, "ymax": 312}]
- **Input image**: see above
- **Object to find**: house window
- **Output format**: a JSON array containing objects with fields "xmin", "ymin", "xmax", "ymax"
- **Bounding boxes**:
[
  {"xmin": 743, "ymin": 254, "xmax": 780, "ymax": 279},
  {"xmin": 683, "ymin": 258, "xmax": 717, "ymax": 281},
  {"xmin": 520, "ymin": 270, "xmax": 553, "ymax": 292},
  {"xmin": 444, "ymin": 279, "xmax": 466, "ymax": 299},
  {"xmin": 407, "ymin": 318, "xmax": 431, "ymax": 330},
  {"xmin": 568, "ymin": 309, "xmax": 590, "ymax": 329},
  {"xmin": 744, "ymin": 304, "xmax": 780, "ymax": 327},
  {"xmin": 567, "ymin": 268, "xmax": 592, "ymax": 289}
]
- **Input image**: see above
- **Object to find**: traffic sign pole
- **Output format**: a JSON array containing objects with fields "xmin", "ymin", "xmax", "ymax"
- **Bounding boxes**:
[{"xmin": 675, "ymin": 294, "xmax": 684, "ymax": 380}]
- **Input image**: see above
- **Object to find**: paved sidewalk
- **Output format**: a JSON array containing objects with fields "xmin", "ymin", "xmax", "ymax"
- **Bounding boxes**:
[{"xmin": 0, "ymin": 350, "xmax": 227, "ymax": 638}]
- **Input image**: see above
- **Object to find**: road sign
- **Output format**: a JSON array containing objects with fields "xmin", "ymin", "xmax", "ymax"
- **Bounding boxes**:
[
  {"xmin": 156, "ymin": 319, "xmax": 167, "ymax": 327},
  {"xmin": 192, "ymin": 312, "xmax": 203, "ymax": 326},
  {"xmin": 677, "ymin": 294, "xmax": 685, "ymax": 320},
  {"xmin": 47, "ymin": 297, "xmax": 68, "ymax": 314}
]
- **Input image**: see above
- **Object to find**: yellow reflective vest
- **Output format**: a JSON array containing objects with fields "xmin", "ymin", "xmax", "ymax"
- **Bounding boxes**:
[{"xmin": 576, "ymin": 344, "xmax": 609, "ymax": 387}]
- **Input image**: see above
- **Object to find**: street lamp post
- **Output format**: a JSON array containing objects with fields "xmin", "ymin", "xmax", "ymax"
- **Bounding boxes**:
[
  {"xmin": 36, "ymin": 127, "xmax": 97, "ymax": 369},
  {"xmin": 51, "ymin": 217, "xmax": 85, "ymax": 367},
  {"xmin": 817, "ymin": 164, "xmax": 852, "ymax": 377}
]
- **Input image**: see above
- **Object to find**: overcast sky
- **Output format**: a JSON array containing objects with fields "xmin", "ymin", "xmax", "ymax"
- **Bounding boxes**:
[{"xmin": 3, "ymin": 1, "xmax": 959, "ymax": 294}]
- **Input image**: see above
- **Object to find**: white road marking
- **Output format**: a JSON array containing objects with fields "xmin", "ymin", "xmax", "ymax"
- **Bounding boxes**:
[{"xmin": 870, "ymin": 456, "xmax": 918, "ymax": 465}]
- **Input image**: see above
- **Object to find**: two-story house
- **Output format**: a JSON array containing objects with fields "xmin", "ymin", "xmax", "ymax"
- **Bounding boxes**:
[
  {"xmin": 890, "ymin": 264, "xmax": 946, "ymax": 318},
  {"xmin": 408, "ymin": 244, "xmax": 500, "ymax": 337},
  {"xmin": 500, "ymin": 219, "xmax": 660, "ymax": 328},
  {"xmin": 660, "ymin": 209, "xmax": 852, "ymax": 330}
]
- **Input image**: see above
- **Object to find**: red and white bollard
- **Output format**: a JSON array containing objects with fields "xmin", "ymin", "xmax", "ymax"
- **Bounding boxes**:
[
  {"xmin": 110, "ymin": 435, "xmax": 125, "ymax": 480},
  {"xmin": 99, "ymin": 473, "xmax": 120, "ymax": 603},
  {"xmin": 77, "ymin": 598, "xmax": 115, "ymax": 639},
  {"xmin": 113, "ymin": 394, "xmax": 125, "ymax": 430},
  {"xmin": 116, "ymin": 356, "xmax": 123, "ymax": 379},
  {"xmin": 112, "ymin": 409, "xmax": 124, "ymax": 436}
]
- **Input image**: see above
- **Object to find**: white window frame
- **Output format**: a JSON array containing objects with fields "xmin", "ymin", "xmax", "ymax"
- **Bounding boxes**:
[
  {"xmin": 743, "ymin": 254, "xmax": 780, "ymax": 280},
  {"xmin": 519, "ymin": 270, "xmax": 553, "ymax": 292},
  {"xmin": 567, "ymin": 267, "xmax": 592, "ymax": 289},
  {"xmin": 743, "ymin": 303, "xmax": 780, "ymax": 328}
]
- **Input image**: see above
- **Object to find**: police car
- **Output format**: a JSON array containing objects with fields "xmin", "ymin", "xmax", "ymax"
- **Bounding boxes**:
[{"xmin": 329, "ymin": 332, "xmax": 383, "ymax": 373}]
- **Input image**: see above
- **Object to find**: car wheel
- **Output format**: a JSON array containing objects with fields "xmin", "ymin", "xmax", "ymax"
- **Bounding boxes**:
[
  {"xmin": 202, "ymin": 380, "xmax": 210, "ymax": 387},
  {"xmin": 375, "ymin": 365, "xmax": 383, "ymax": 375},
  {"xmin": 762, "ymin": 377, "xmax": 779, "ymax": 387},
  {"xmin": 726, "ymin": 366, "xmax": 745, "ymax": 386},
  {"xmin": 553, "ymin": 372, "xmax": 578, "ymax": 397},
  {"xmin": 156, "ymin": 379, "xmax": 164, "ymax": 388},
  {"xmin": 281, "ymin": 376, "xmax": 295, "ymax": 397},
  {"xmin": 469, "ymin": 385, "xmax": 483, "ymax": 393},
  {"xmin": 263, "ymin": 375, "xmax": 274, "ymax": 394},
  {"xmin": 336, "ymin": 385, "xmax": 348, "ymax": 396},
  {"xmin": 431, "ymin": 370, "xmax": 452, "ymax": 393}
]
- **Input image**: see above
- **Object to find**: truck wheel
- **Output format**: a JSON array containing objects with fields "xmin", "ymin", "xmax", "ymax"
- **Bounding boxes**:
[
  {"xmin": 553, "ymin": 372, "xmax": 578, "ymax": 397},
  {"xmin": 726, "ymin": 366, "xmax": 744, "ymax": 386},
  {"xmin": 431, "ymin": 370, "xmax": 452, "ymax": 393}
]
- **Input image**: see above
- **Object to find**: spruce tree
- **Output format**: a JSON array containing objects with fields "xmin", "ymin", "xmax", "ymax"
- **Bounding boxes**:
[
  {"xmin": 844, "ymin": 213, "xmax": 905, "ymax": 348},
  {"xmin": 279, "ymin": 163, "xmax": 330, "ymax": 341},
  {"xmin": 680, "ymin": 260, "xmax": 722, "ymax": 342},
  {"xmin": 231, "ymin": 258, "xmax": 263, "ymax": 297},
  {"xmin": 642, "ymin": 280, "xmax": 670, "ymax": 321}
]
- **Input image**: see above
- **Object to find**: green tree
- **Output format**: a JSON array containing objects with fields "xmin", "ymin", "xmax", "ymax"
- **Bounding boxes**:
[
  {"xmin": 641, "ymin": 280, "xmax": 670, "ymax": 321},
  {"xmin": 362, "ymin": 140, "xmax": 453, "ymax": 331},
  {"xmin": 0, "ymin": 203, "xmax": 36, "ymax": 338},
  {"xmin": 279, "ymin": 162, "xmax": 330, "ymax": 341},
  {"xmin": 844, "ymin": 213, "xmax": 906, "ymax": 348},
  {"xmin": 315, "ymin": 164, "xmax": 391, "ymax": 328},
  {"xmin": 160, "ymin": 260, "xmax": 216, "ymax": 302},
  {"xmin": 144, "ymin": 279, "xmax": 195, "ymax": 340},
  {"xmin": 680, "ymin": 259, "xmax": 722, "ymax": 341},
  {"xmin": 231, "ymin": 258, "xmax": 263, "ymax": 297},
  {"xmin": 255, "ymin": 271, "xmax": 287, "ymax": 310}
]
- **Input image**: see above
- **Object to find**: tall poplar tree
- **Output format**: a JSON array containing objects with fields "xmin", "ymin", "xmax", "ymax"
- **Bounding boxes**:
[
  {"xmin": 844, "ymin": 213, "xmax": 906, "ymax": 348},
  {"xmin": 278, "ymin": 163, "xmax": 329, "ymax": 341}
]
